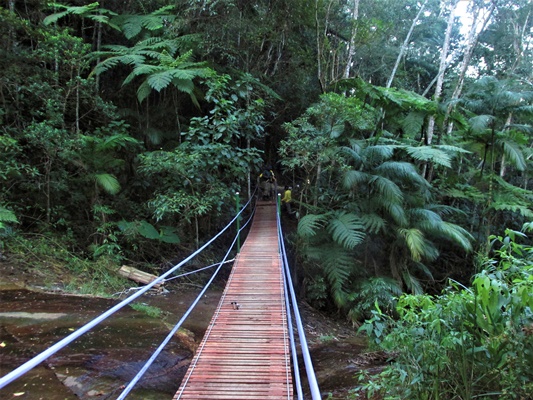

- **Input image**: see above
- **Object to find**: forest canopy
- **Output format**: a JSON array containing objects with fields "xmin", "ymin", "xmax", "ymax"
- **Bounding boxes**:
[{"xmin": 1, "ymin": 0, "xmax": 532, "ymax": 312}]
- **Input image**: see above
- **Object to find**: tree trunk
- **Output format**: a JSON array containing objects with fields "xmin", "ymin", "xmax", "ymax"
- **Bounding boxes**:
[
  {"xmin": 426, "ymin": 0, "xmax": 458, "ymax": 145},
  {"xmin": 445, "ymin": 1, "xmax": 496, "ymax": 134},
  {"xmin": 386, "ymin": 0, "xmax": 429, "ymax": 89},
  {"xmin": 343, "ymin": 0, "xmax": 360, "ymax": 79}
]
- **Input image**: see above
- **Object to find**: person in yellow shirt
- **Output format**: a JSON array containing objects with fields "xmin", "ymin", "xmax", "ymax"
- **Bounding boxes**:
[{"xmin": 281, "ymin": 185, "xmax": 293, "ymax": 214}]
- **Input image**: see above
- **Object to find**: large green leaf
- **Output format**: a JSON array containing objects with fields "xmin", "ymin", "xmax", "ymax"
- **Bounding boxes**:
[
  {"xmin": 147, "ymin": 71, "xmax": 173, "ymax": 92},
  {"xmin": 405, "ymin": 146, "xmax": 452, "ymax": 168},
  {"xmin": 297, "ymin": 214, "xmax": 327, "ymax": 238},
  {"xmin": 0, "ymin": 207, "xmax": 18, "ymax": 224},
  {"xmin": 94, "ymin": 173, "xmax": 120, "ymax": 195},
  {"xmin": 327, "ymin": 212, "xmax": 365, "ymax": 250}
]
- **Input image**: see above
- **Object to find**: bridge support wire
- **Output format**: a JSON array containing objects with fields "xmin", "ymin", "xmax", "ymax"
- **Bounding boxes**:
[
  {"xmin": 277, "ymin": 206, "xmax": 322, "ymax": 400},
  {"xmin": 0, "ymin": 194, "xmax": 257, "ymax": 390},
  {"xmin": 117, "ymin": 204, "xmax": 257, "ymax": 399}
]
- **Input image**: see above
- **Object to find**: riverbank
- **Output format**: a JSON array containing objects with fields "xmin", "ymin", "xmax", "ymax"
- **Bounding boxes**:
[{"xmin": 0, "ymin": 260, "xmax": 384, "ymax": 399}]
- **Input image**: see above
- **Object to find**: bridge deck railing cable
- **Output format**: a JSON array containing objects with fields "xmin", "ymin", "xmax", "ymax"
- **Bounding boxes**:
[
  {"xmin": 116, "ymin": 202, "xmax": 257, "ymax": 399},
  {"xmin": 277, "ymin": 195, "xmax": 322, "ymax": 400},
  {"xmin": 0, "ymin": 193, "xmax": 257, "ymax": 391}
]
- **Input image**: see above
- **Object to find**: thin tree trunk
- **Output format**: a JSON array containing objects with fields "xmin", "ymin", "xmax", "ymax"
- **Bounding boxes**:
[
  {"xmin": 445, "ymin": 2, "xmax": 496, "ymax": 134},
  {"xmin": 426, "ymin": 0, "xmax": 458, "ymax": 146},
  {"xmin": 386, "ymin": 0, "xmax": 429, "ymax": 89},
  {"xmin": 343, "ymin": 0, "xmax": 360, "ymax": 79}
]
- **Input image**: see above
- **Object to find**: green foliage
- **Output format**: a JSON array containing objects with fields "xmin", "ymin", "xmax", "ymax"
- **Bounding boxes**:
[
  {"xmin": 130, "ymin": 302, "xmax": 163, "ymax": 318},
  {"xmin": 359, "ymin": 230, "xmax": 533, "ymax": 399}
]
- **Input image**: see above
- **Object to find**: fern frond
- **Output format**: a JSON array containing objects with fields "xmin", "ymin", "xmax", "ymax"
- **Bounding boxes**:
[
  {"xmin": 327, "ymin": 212, "xmax": 365, "ymax": 250},
  {"xmin": 434, "ymin": 144, "xmax": 472, "ymax": 155},
  {"xmin": 321, "ymin": 245, "xmax": 354, "ymax": 308},
  {"xmin": 405, "ymin": 146, "xmax": 452, "ymax": 168},
  {"xmin": 147, "ymin": 71, "xmax": 173, "ymax": 92},
  {"xmin": 401, "ymin": 111, "xmax": 425, "ymax": 137},
  {"xmin": 94, "ymin": 173, "xmax": 121, "ymax": 195},
  {"xmin": 137, "ymin": 80, "xmax": 152, "ymax": 103},
  {"xmin": 469, "ymin": 115, "xmax": 494, "ymax": 133},
  {"xmin": 0, "ymin": 207, "xmax": 18, "ymax": 224},
  {"xmin": 297, "ymin": 214, "xmax": 327, "ymax": 238}
]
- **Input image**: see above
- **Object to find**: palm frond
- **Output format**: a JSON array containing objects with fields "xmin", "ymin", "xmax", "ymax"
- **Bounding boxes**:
[
  {"xmin": 369, "ymin": 175, "xmax": 403, "ymax": 204},
  {"xmin": 469, "ymin": 115, "xmax": 494, "ymax": 133},
  {"xmin": 385, "ymin": 203, "xmax": 408, "ymax": 227},
  {"xmin": 364, "ymin": 145, "xmax": 398, "ymax": 162},
  {"xmin": 398, "ymin": 228, "xmax": 427, "ymax": 261},
  {"xmin": 327, "ymin": 212, "xmax": 365, "ymax": 250},
  {"xmin": 408, "ymin": 208, "xmax": 443, "ymax": 225},
  {"xmin": 401, "ymin": 269, "xmax": 424, "ymax": 294},
  {"xmin": 375, "ymin": 161, "xmax": 428, "ymax": 188},
  {"xmin": 497, "ymin": 138, "xmax": 526, "ymax": 171},
  {"xmin": 359, "ymin": 213, "xmax": 387, "ymax": 234},
  {"xmin": 436, "ymin": 222, "xmax": 474, "ymax": 252},
  {"xmin": 297, "ymin": 214, "xmax": 327, "ymax": 238},
  {"xmin": 343, "ymin": 170, "xmax": 370, "ymax": 190},
  {"xmin": 340, "ymin": 144, "xmax": 363, "ymax": 165}
]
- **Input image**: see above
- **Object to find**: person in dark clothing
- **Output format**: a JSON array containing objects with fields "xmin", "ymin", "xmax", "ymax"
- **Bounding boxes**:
[{"xmin": 259, "ymin": 165, "xmax": 276, "ymax": 200}]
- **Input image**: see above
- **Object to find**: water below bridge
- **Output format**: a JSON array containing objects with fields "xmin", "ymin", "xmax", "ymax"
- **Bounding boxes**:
[{"xmin": 0, "ymin": 280, "xmax": 382, "ymax": 399}]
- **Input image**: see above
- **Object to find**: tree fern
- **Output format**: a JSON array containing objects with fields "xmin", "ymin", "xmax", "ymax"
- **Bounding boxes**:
[{"xmin": 327, "ymin": 212, "xmax": 365, "ymax": 250}]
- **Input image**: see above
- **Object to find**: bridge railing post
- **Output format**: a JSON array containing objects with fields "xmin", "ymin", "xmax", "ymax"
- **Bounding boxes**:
[{"xmin": 235, "ymin": 191, "xmax": 241, "ymax": 253}]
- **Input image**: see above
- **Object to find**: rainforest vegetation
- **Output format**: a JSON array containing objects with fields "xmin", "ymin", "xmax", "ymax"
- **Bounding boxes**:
[{"xmin": 1, "ymin": 0, "xmax": 532, "ymax": 398}]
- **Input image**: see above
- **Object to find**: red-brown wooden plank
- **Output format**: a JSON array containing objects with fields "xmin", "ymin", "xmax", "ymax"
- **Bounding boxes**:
[{"xmin": 173, "ymin": 203, "xmax": 293, "ymax": 400}]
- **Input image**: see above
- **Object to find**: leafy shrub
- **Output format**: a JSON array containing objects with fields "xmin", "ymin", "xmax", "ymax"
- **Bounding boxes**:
[{"xmin": 358, "ymin": 228, "xmax": 533, "ymax": 399}]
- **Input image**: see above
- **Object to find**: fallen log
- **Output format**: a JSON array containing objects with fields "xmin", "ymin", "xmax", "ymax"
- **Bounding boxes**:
[{"xmin": 118, "ymin": 265, "xmax": 164, "ymax": 287}]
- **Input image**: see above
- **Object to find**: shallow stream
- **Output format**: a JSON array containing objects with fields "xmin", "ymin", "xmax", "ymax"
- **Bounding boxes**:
[{"xmin": 0, "ymin": 280, "xmax": 376, "ymax": 399}]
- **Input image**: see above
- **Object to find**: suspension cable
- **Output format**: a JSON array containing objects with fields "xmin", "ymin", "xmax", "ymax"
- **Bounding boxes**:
[
  {"xmin": 0, "ymin": 195, "xmax": 255, "ymax": 390},
  {"xmin": 277, "ymin": 207, "xmax": 322, "ymax": 400},
  {"xmin": 116, "ymin": 212, "xmax": 254, "ymax": 400}
]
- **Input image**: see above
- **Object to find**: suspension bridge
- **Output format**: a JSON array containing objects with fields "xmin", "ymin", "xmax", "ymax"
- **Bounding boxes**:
[{"xmin": 0, "ymin": 195, "xmax": 321, "ymax": 399}]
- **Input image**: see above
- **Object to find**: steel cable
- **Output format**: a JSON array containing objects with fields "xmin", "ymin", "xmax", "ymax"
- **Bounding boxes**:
[{"xmin": 0, "ymin": 194, "xmax": 256, "ymax": 390}]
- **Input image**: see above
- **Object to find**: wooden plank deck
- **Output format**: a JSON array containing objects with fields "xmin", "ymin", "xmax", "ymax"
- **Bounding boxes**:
[{"xmin": 173, "ymin": 202, "xmax": 293, "ymax": 400}]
